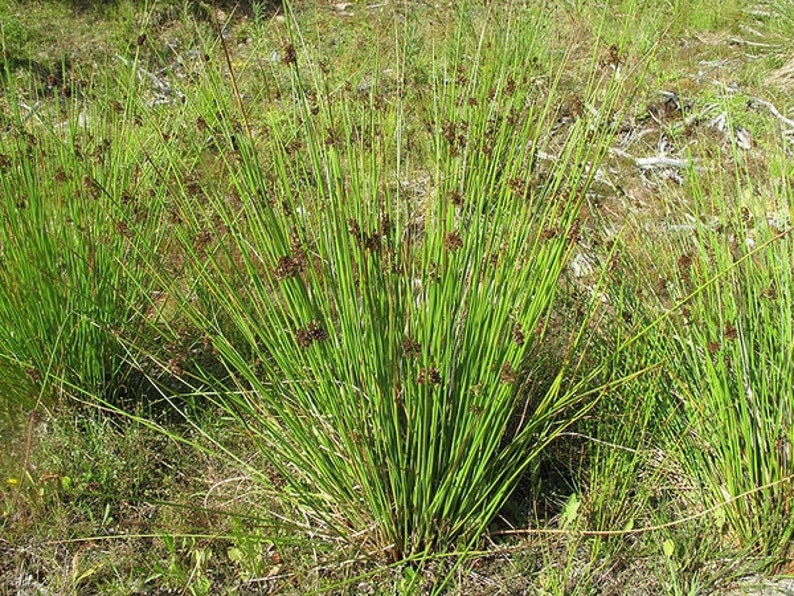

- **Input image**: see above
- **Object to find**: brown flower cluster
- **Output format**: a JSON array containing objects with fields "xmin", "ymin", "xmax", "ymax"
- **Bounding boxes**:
[
  {"xmin": 195, "ymin": 229, "xmax": 213, "ymax": 255},
  {"xmin": 441, "ymin": 120, "xmax": 467, "ymax": 156},
  {"xmin": 600, "ymin": 44, "xmax": 622, "ymax": 69},
  {"xmin": 512, "ymin": 323, "xmax": 525, "ymax": 346},
  {"xmin": 275, "ymin": 231, "xmax": 309, "ymax": 280},
  {"xmin": 567, "ymin": 220, "xmax": 582, "ymax": 243},
  {"xmin": 541, "ymin": 226, "xmax": 562, "ymax": 240},
  {"xmin": 762, "ymin": 284, "xmax": 778, "ymax": 300},
  {"xmin": 500, "ymin": 363, "xmax": 518, "ymax": 384},
  {"xmin": 296, "ymin": 321, "xmax": 327, "ymax": 349},
  {"xmin": 444, "ymin": 231, "xmax": 463, "ymax": 252},
  {"xmin": 508, "ymin": 177, "xmax": 528, "ymax": 197},
  {"xmin": 275, "ymin": 253, "xmax": 305, "ymax": 280},
  {"xmin": 417, "ymin": 367, "xmax": 441, "ymax": 385},
  {"xmin": 707, "ymin": 322, "xmax": 739, "ymax": 354},
  {"xmin": 449, "ymin": 191, "xmax": 464, "ymax": 207},
  {"xmin": 349, "ymin": 216, "xmax": 391, "ymax": 252},
  {"xmin": 401, "ymin": 337, "xmax": 420, "ymax": 357},
  {"xmin": 282, "ymin": 43, "xmax": 297, "ymax": 67}
]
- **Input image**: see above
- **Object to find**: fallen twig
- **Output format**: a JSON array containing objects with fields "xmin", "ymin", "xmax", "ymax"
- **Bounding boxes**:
[
  {"xmin": 748, "ymin": 97, "xmax": 794, "ymax": 132},
  {"xmin": 18, "ymin": 101, "xmax": 42, "ymax": 123},
  {"xmin": 728, "ymin": 37, "xmax": 776, "ymax": 48},
  {"xmin": 115, "ymin": 54, "xmax": 185, "ymax": 106},
  {"xmin": 609, "ymin": 147, "xmax": 698, "ymax": 170}
]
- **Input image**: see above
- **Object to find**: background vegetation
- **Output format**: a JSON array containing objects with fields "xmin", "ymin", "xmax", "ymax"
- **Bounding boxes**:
[{"xmin": 2, "ymin": 0, "xmax": 793, "ymax": 593}]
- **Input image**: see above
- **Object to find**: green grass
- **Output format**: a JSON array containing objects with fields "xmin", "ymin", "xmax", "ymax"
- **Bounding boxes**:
[
  {"xmin": 618, "ymin": 154, "xmax": 794, "ymax": 563},
  {"xmin": 150, "ymin": 3, "xmax": 625, "ymax": 563},
  {"xmin": 2, "ymin": 0, "xmax": 794, "ymax": 593}
]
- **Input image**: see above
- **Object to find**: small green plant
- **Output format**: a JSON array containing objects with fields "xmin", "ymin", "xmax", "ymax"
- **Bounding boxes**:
[
  {"xmin": 0, "ymin": 10, "xmax": 29, "ymax": 68},
  {"xmin": 671, "ymin": 228, "xmax": 794, "ymax": 560},
  {"xmin": 0, "ymin": 76, "xmax": 167, "ymax": 414},
  {"xmin": 150, "ymin": 534, "xmax": 212, "ymax": 596},
  {"xmin": 621, "ymin": 158, "xmax": 794, "ymax": 563}
]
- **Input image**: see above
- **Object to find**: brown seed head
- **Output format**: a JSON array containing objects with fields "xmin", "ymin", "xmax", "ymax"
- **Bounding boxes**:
[
  {"xmin": 512, "ymin": 323, "xmax": 525, "ymax": 346},
  {"xmin": 115, "ymin": 220, "xmax": 130, "ymax": 237},
  {"xmin": 26, "ymin": 367, "xmax": 41, "ymax": 384},
  {"xmin": 195, "ymin": 229, "xmax": 213, "ymax": 253},
  {"xmin": 401, "ymin": 337, "xmax": 420, "ymax": 357},
  {"xmin": 275, "ymin": 254, "xmax": 305, "ymax": 280},
  {"xmin": 363, "ymin": 233, "xmax": 382, "ymax": 252},
  {"xmin": 500, "ymin": 363, "xmax": 518, "ymax": 384},
  {"xmin": 417, "ymin": 367, "xmax": 441, "ymax": 385},
  {"xmin": 444, "ymin": 231, "xmax": 463, "ymax": 252},
  {"xmin": 442, "ymin": 121, "xmax": 457, "ymax": 145},
  {"xmin": 602, "ymin": 44, "xmax": 621, "ymax": 68},
  {"xmin": 348, "ymin": 219, "xmax": 364, "ymax": 243},
  {"xmin": 168, "ymin": 357, "xmax": 184, "ymax": 376},
  {"xmin": 567, "ymin": 220, "xmax": 582, "ymax": 243},
  {"xmin": 541, "ymin": 227, "xmax": 561, "ymax": 240},
  {"xmin": 380, "ymin": 215, "xmax": 392, "ymax": 236},
  {"xmin": 508, "ymin": 178, "xmax": 527, "ymax": 196},
  {"xmin": 608, "ymin": 249, "xmax": 621, "ymax": 273},
  {"xmin": 282, "ymin": 43, "xmax": 297, "ymax": 66},
  {"xmin": 296, "ymin": 321, "xmax": 327, "ymax": 348}
]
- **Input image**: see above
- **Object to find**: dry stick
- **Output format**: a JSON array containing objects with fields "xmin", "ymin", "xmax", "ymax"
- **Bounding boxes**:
[
  {"xmin": 492, "ymin": 473, "xmax": 794, "ymax": 538},
  {"xmin": 609, "ymin": 147, "xmax": 698, "ymax": 170},
  {"xmin": 9, "ymin": 409, "xmax": 42, "ymax": 512},
  {"xmin": 114, "ymin": 54, "xmax": 179, "ymax": 101},
  {"xmin": 215, "ymin": 12, "xmax": 251, "ymax": 138},
  {"xmin": 556, "ymin": 431, "xmax": 641, "ymax": 454},
  {"xmin": 728, "ymin": 37, "xmax": 776, "ymax": 48},
  {"xmin": 747, "ymin": 97, "xmax": 794, "ymax": 132}
]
